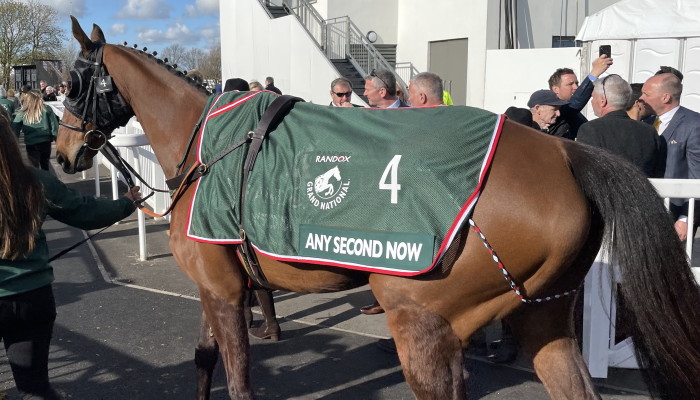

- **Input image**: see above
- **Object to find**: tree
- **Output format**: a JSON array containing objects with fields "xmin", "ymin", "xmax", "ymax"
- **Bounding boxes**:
[
  {"xmin": 24, "ymin": 0, "xmax": 64, "ymax": 61},
  {"xmin": 198, "ymin": 45, "xmax": 221, "ymax": 86},
  {"xmin": 0, "ymin": 0, "xmax": 31, "ymax": 88},
  {"xmin": 181, "ymin": 47, "xmax": 205, "ymax": 72},
  {"xmin": 0, "ymin": 0, "xmax": 65, "ymax": 88},
  {"xmin": 161, "ymin": 44, "xmax": 188, "ymax": 68}
]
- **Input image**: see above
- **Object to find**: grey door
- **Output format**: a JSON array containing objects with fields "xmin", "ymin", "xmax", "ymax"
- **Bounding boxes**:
[{"xmin": 429, "ymin": 38, "xmax": 468, "ymax": 106}]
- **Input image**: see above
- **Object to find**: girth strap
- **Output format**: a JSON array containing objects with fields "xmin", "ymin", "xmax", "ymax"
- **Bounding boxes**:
[{"xmin": 237, "ymin": 94, "xmax": 304, "ymax": 288}]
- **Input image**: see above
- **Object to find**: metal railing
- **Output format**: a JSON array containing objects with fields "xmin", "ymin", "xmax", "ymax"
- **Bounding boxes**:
[
  {"xmin": 283, "ymin": 0, "xmax": 326, "ymax": 50},
  {"xmin": 325, "ymin": 16, "xmax": 403, "ymax": 86},
  {"xmin": 256, "ymin": 0, "xmax": 417, "ymax": 88},
  {"xmin": 582, "ymin": 178, "xmax": 700, "ymax": 379},
  {"xmin": 395, "ymin": 62, "xmax": 420, "ymax": 85}
]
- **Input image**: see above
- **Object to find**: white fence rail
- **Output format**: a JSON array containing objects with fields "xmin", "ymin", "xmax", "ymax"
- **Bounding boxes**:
[
  {"xmin": 582, "ymin": 178, "xmax": 700, "ymax": 378},
  {"xmin": 50, "ymin": 102, "xmax": 700, "ymax": 379},
  {"xmin": 49, "ymin": 103, "xmax": 168, "ymax": 261}
]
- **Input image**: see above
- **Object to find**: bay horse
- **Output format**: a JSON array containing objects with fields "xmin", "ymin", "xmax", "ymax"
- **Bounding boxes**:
[{"xmin": 55, "ymin": 17, "xmax": 700, "ymax": 400}]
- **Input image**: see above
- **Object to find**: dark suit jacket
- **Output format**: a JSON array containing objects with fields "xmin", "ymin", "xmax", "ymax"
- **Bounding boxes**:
[
  {"xmin": 577, "ymin": 109, "xmax": 666, "ymax": 178},
  {"xmin": 661, "ymin": 106, "xmax": 700, "ymax": 219},
  {"xmin": 265, "ymin": 84, "xmax": 282, "ymax": 95},
  {"xmin": 549, "ymin": 75, "xmax": 594, "ymax": 140}
]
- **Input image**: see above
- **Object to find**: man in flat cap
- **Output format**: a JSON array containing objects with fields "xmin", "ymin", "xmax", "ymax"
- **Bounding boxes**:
[{"xmin": 527, "ymin": 89, "xmax": 568, "ymax": 133}]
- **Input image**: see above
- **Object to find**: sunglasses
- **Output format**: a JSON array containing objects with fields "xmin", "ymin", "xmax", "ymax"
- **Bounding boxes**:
[
  {"xmin": 370, "ymin": 69, "xmax": 391, "ymax": 90},
  {"xmin": 333, "ymin": 91, "xmax": 352, "ymax": 97},
  {"xmin": 601, "ymin": 74, "xmax": 621, "ymax": 100}
]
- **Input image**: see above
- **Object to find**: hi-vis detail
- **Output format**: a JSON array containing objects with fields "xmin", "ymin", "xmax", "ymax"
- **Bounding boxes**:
[
  {"xmin": 299, "ymin": 224, "xmax": 435, "ymax": 269},
  {"xmin": 306, "ymin": 165, "xmax": 350, "ymax": 210}
]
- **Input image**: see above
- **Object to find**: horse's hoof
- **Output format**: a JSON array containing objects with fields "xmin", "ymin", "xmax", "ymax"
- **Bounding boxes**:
[{"xmin": 249, "ymin": 325, "xmax": 281, "ymax": 341}]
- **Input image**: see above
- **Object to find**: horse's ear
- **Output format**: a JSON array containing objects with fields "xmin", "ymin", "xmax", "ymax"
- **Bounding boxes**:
[
  {"xmin": 71, "ymin": 16, "xmax": 93, "ymax": 55},
  {"xmin": 91, "ymin": 23, "xmax": 106, "ymax": 44}
]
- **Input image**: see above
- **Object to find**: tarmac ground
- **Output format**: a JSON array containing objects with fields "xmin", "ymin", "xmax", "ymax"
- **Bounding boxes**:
[{"xmin": 0, "ymin": 155, "xmax": 655, "ymax": 399}]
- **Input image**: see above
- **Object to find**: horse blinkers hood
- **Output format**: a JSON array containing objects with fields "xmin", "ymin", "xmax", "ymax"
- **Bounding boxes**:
[{"xmin": 63, "ymin": 44, "xmax": 133, "ymax": 137}]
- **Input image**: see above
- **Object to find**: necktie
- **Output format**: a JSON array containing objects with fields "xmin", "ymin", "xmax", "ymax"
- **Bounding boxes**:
[{"xmin": 653, "ymin": 117, "xmax": 662, "ymax": 132}]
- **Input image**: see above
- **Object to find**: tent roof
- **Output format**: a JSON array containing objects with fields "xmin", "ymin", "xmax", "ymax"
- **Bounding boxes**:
[{"xmin": 576, "ymin": 0, "xmax": 700, "ymax": 41}]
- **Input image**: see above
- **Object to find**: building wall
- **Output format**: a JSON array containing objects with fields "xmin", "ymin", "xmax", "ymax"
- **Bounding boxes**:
[
  {"xmin": 317, "ymin": 0, "xmax": 399, "ymax": 44},
  {"xmin": 219, "ymin": 0, "xmax": 617, "ymax": 108},
  {"xmin": 483, "ymin": 47, "xmax": 582, "ymax": 114},
  {"xmin": 394, "ymin": 0, "xmax": 490, "ymax": 107},
  {"xmin": 517, "ymin": 0, "xmax": 616, "ymax": 48},
  {"xmin": 220, "ymin": 0, "xmax": 367, "ymax": 105}
]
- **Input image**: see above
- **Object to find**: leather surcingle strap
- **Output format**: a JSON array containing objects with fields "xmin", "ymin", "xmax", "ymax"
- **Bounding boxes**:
[{"xmin": 236, "ymin": 94, "xmax": 304, "ymax": 288}]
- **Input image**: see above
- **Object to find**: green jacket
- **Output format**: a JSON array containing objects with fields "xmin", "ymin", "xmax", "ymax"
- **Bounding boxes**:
[
  {"xmin": 12, "ymin": 106, "xmax": 58, "ymax": 145},
  {"xmin": 0, "ymin": 98, "xmax": 15, "ymax": 116},
  {"xmin": 0, "ymin": 169, "xmax": 136, "ymax": 297}
]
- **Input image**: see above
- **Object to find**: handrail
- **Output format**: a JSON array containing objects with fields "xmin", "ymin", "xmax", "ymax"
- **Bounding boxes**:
[
  {"xmin": 395, "ymin": 62, "xmax": 420, "ymax": 85},
  {"xmin": 282, "ymin": 0, "xmax": 326, "ymax": 50},
  {"xmin": 259, "ymin": 0, "xmax": 416, "ymax": 89},
  {"xmin": 325, "ymin": 16, "xmax": 408, "ymax": 88}
]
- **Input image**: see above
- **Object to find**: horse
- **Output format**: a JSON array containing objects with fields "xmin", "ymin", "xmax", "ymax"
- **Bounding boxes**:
[
  {"xmin": 55, "ymin": 17, "xmax": 700, "ymax": 400},
  {"xmin": 314, "ymin": 166, "xmax": 342, "ymax": 197}
]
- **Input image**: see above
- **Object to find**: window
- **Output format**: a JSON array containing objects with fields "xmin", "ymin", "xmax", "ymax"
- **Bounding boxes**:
[{"xmin": 552, "ymin": 36, "xmax": 581, "ymax": 48}]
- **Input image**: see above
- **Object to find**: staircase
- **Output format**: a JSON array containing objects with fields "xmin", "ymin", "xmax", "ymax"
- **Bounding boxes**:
[
  {"xmin": 331, "ymin": 59, "xmax": 367, "ymax": 102},
  {"xmin": 258, "ymin": 0, "xmax": 417, "ymax": 98},
  {"xmin": 267, "ymin": 5, "xmax": 290, "ymax": 18}
]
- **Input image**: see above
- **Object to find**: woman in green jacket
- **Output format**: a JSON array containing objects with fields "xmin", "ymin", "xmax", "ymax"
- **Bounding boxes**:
[
  {"xmin": 0, "ymin": 112, "xmax": 140, "ymax": 399},
  {"xmin": 12, "ymin": 90, "xmax": 59, "ymax": 171}
]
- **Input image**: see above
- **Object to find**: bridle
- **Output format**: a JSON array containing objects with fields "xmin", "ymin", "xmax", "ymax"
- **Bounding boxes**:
[
  {"xmin": 59, "ymin": 43, "xmax": 174, "ymax": 216},
  {"xmin": 59, "ymin": 43, "xmax": 134, "ymax": 151}
]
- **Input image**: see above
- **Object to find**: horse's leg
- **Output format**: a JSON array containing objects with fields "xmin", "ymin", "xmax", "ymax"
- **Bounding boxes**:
[
  {"xmin": 384, "ymin": 294, "xmax": 466, "ymax": 400},
  {"xmin": 199, "ymin": 287, "xmax": 253, "ymax": 400},
  {"xmin": 508, "ymin": 296, "xmax": 600, "ymax": 400},
  {"xmin": 195, "ymin": 311, "xmax": 219, "ymax": 400}
]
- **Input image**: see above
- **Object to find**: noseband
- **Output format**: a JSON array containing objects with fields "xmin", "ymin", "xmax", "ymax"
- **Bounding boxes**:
[{"xmin": 60, "ymin": 43, "xmax": 134, "ymax": 151}]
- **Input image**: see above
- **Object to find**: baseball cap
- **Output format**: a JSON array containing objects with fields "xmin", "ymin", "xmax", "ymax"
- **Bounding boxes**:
[{"xmin": 527, "ymin": 89, "xmax": 568, "ymax": 108}]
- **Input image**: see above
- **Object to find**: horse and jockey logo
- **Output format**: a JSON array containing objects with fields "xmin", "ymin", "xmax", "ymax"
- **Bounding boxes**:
[{"xmin": 307, "ymin": 165, "xmax": 350, "ymax": 210}]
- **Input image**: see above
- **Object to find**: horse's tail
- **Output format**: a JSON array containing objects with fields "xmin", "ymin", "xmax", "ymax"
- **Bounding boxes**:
[{"xmin": 563, "ymin": 141, "xmax": 700, "ymax": 400}]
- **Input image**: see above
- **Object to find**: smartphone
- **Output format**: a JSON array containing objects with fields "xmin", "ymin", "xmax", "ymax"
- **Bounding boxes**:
[{"xmin": 599, "ymin": 45, "xmax": 612, "ymax": 58}]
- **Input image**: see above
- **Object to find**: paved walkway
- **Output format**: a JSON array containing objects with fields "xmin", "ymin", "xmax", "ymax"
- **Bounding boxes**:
[{"xmin": 0, "ymin": 160, "xmax": 653, "ymax": 399}]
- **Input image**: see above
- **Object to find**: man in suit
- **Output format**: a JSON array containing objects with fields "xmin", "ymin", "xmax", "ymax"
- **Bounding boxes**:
[
  {"xmin": 264, "ymin": 76, "xmax": 282, "ymax": 95},
  {"xmin": 641, "ymin": 73, "xmax": 700, "ymax": 240},
  {"xmin": 363, "ymin": 69, "xmax": 408, "ymax": 108},
  {"xmin": 577, "ymin": 74, "xmax": 666, "ymax": 178},
  {"xmin": 329, "ymin": 77, "xmax": 358, "ymax": 107},
  {"xmin": 407, "ymin": 72, "xmax": 444, "ymax": 107},
  {"xmin": 547, "ymin": 55, "xmax": 613, "ymax": 140}
]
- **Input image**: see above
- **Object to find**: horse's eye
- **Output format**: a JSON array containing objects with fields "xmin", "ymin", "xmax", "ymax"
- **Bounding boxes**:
[{"xmin": 66, "ymin": 70, "xmax": 84, "ymax": 99}]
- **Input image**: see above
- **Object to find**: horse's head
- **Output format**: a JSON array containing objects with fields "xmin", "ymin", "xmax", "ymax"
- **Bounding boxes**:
[{"xmin": 55, "ymin": 16, "xmax": 135, "ymax": 173}]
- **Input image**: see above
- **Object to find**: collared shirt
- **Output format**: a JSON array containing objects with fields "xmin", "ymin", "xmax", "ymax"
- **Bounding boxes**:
[
  {"xmin": 386, "ymin": 98, "xmax": 402, "ymax": 109},
  {"xmin": 657, "ymin": 105, "xmax": 680, "ymax": 135}
]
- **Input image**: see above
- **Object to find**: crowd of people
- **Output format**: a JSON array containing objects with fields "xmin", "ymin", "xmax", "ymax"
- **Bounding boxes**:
[
  {"xmin": 228, "ymin": 61, "xmax": 699, "ymax": 362},
  {"xmin": 2, "ymin": 55, "xmax": 696, "ymax": 397},
  {"xmin": 0, "ymin": 96, "xmax": 141, "ymax": 399}
]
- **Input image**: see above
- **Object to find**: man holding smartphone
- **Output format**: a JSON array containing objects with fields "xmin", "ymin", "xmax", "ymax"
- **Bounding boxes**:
[{"xmin": 546, "ymin": 48, "xmax": 613, "ymax": 139}]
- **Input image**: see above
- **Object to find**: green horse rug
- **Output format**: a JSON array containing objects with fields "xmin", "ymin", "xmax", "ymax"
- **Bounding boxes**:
[{"xmin": 186, "ymin": 91, "xmax": 504, "ymax": 276}]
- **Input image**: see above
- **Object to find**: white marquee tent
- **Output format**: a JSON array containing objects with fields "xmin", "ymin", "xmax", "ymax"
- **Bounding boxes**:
[{"xmin": 576, "ymin": 0, "xmax": 700, "ymax": 113}]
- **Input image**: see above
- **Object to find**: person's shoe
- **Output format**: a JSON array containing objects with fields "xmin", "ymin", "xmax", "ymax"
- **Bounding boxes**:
[
  {"xmin": 360, "ymin": 302, "xmax": 384, "ymax": 315},
  {"xmin": 249, "ymin": 324, "xmax": 281, "ymax": 341},
  {"xmin": 376, "ymin": 338, "xmax": 397, "ymax": 354},
  {"xmin": 487, "ymin": 339, "xmax": 518, "ymax": 364},
  {"xmin": 468, "ymin": 339, "xmax": 489, "ymax": 357}
]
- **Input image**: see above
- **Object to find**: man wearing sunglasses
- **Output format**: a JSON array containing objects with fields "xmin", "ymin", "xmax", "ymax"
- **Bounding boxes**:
[
  {"xmin": 329, "ymin": 78, "xmax": 358, "ymax": 107},
  {"xmin": 363, "ymin": 69, "xmax": 408, "ymax": 108}
]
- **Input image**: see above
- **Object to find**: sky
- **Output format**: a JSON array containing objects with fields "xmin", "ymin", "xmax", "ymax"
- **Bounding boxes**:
[{"xmin": 40, "ymin": 0, "xmax": 220, "ymax": 50}]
